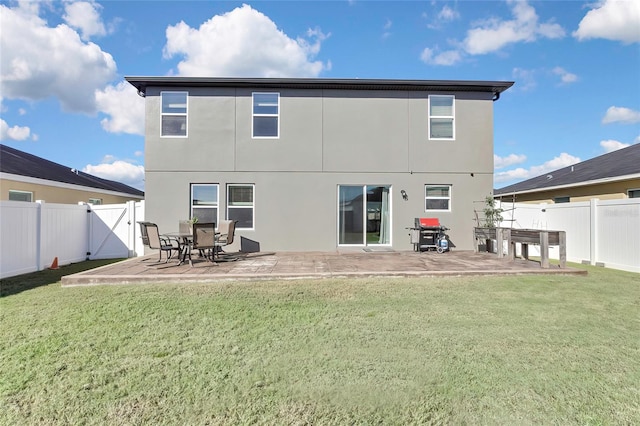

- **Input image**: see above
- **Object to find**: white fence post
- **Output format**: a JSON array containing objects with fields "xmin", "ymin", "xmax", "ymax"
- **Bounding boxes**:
[
  {"xmin": 36, "ymin": 200, "xmax": 44, "ymax": 272},
  {"xmin": 590, "ymin": 198, "xmax": 597, "ymax": 266},
  {"xmin": 126, "ymin": 200, "xmax": 135, "ymax": 258}
]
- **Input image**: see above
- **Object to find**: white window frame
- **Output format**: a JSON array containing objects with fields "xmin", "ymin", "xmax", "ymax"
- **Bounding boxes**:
[
  {"xmin": 9, "ymin": 190, "xmax": 33, "ymax": 202},
  {"xmin": 227, "ymin": 184, "xmax": 255, "ymax": 230},
  {"xmin": 88, "ymin": 198, "xmax": 103, "ymax": 205},
  {"xmin": 628, "ymin": 188, "xmax": 640, "ymax": 199},
  {"xmin": 428, "ymin": 95, "xmax": 455, "ymax": 140},
  {"xmin": 425, "ymin": 185, "xmax": 452, "ymax": 212},
  {"xmin": 252, "ymin": 92, "xmax": 280, "ymax": 139},
  {"xmin": 190, "ymin": 183, "xmax": 219, "ymax": 225},
  {"xmin": 160, "ymin": 91, "xmax": 188, "ymax": 138}
]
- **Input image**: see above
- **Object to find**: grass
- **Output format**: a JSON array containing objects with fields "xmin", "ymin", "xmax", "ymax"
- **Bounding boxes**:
[{"xmin": 1, "ymin": 263, "xmax": 639, "ymax": 425}]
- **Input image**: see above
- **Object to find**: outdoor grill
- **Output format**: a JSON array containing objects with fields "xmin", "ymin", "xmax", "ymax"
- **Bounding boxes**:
[{"xmin": 410, "ymin": 217, "xmax": 449, "ymax": 253}]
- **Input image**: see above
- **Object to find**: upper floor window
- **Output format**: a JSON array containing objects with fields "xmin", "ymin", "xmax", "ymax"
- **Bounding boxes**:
[
  {"xmin": 227, "ymin": 184, "xmax": 254, "ymax": 229},
  {"xmin": 191, "ymin": 184, "xmax": 218, "ymax": 224},
  {"xmin": 161, "ymin": 91, "xmax": 188, "ymax": 137},
  {"xmin": 9, "ymin": 190, "xmax": 33, "ymax": 202},
  {"xmin": 425, "ymin": 185, "xmax": 451, "ymax": 211},
  {"xmin": 429, "ymin": 95, "xmax": 455, "ymax": 140},
  {"xmin": 252, "ymin": 93, "xmax": 279, "ymax": 138}
]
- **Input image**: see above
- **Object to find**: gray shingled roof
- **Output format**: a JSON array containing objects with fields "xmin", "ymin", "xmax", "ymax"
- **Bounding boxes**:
[
  {"xmin": 495, "ymin": 143, "xmax": 640, "ymax": 196},
  {"xmin": 0, "ymin": 144, "xmax": 144, "ymax": 197}
]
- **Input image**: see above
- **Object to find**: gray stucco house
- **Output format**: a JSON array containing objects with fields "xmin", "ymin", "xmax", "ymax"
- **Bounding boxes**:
[{"xmin": 126, "ymin": 77, "xmax": 513, "ymax": 252}]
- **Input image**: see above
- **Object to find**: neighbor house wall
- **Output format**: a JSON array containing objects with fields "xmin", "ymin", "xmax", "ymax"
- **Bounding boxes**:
[
  {"xmin": 143, "ymin": 86, "xmax": 496, "ymax": 251},
  {"xmin": 0, "ymin": 176, "xmax": 143, "ymax": 204}
]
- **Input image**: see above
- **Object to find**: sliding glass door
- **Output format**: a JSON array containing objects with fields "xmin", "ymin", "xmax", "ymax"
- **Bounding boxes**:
[{"xmin": 338, "ymin": 185, "xmax": 391, "ymax": 246}]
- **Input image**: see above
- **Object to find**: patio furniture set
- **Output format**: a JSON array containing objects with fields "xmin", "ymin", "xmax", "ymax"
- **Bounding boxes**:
[{"xmin": 138, "ymin": 220, "xmax": 238, "ymax": 266}]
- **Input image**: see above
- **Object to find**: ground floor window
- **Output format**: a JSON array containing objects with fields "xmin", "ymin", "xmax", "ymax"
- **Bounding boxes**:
[
  {"xmin": 628, "ymin": 189, "xmax": 640, "ymax": 198},
  {"xmin": 88, "ymin": 198, "xmax": 103, "ymax": 205},
  {"xmin": 227, "ymin": 184, "xmax": 254, "ymax": 229},
  {"xmin": 338, "ymin": 185, "xmax": 390, "ymax": 245},
  {"xmin": 425, "ymin": 185, "xmax": 451, "ymax": 211},
  {"xmin": 191, "ymin": 184, "xmax": 218, "ymax": 224},
  {"xmin": 553, "ymin": 196, "xmax": 570, "ymax": 203},
  {"xmin": 9, "ymin": 190, "xmax": 33, "ymax": 202}
]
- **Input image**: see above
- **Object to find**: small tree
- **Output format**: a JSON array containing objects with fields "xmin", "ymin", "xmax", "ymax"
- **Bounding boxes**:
[{"xmin": 483, "ymin": 196, "xmax": 504, "ymax": 228}]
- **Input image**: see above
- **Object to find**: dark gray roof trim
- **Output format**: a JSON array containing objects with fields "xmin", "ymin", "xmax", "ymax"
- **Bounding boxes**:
[
  {"xmin": 126, "ymin": 76, "xmax": 514, "ymax": 97},
  {"xmin": 1, "ymin": 144, "xmax": 144, "ymax": 197},
  {"xmin": 495, "ymin": 143, "xmax": 640, "ymax": 196}
]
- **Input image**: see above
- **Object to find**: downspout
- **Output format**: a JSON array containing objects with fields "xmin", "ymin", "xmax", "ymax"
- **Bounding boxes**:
[{"xmin": 493, "ymin": 91, "xmax": 500, "ymax": 102}]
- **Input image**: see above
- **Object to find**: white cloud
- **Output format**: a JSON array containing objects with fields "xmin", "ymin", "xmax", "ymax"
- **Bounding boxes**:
[
  {"xmin": 63, "ymin": 1, "xmax": 107, "ymax": 40},
  {"xmin": 600, "ymin": 139, "xmax": 630, "ymax": 153},
  {"xmin": 552, "ymin": 67, "xmax": 578, "ymax": 84},
  {"xmin": 83, "ymin": 160, "xmax": 145, "ymax": 191},
  {"xmin": 0, "ymin": 4, "xmax": 117, "ymax": 113},
  {"xmin": 425, "ymin": 5, "xmax": 461, "ymax": 30},
  {"xmin": 422, "ymin": 1, "xmax": 564, "ymax": 66},
  {"xmin": 574, "ymin": 0, "xmax": 640, "ymax": 44},
  {"xmin": 602, "ymin": 106, "xmax": 640, "ymax": 124},
  {"xmin": 95, "ymin": 81, "xmax": 145, "ymax": 135},
  {"xmin": 494, "ymin": 167, "xmax": 531, "ymax": 183},
  {"xmin": 438, "ymin": 5, "xmax": 460, "ymax": 22},
  {"xmin": 494, "ymin": 153, "xmax": 527, "ymax": 169},
  {"xmin": 0, "ymin": 118, "xmax": 31, "ymax": 141},
  {"xmin": 463, "ymin": 0, "xmax": 565, "ymax": 55},
  {"xmin": 512, "ymin": 67, "xmax": 537, "ymax": 91},
  {"xmin": 163, "ymin": 4, "xmax": 330, "ymax": 77},
  {"xmin": 420, "ymin": 47, "xmax": 463, "ymax": 66},
  {"xmin": 382, "ymin": 18, "xmax": 392, "ymax": 39},
  {"xmin": 494, "ymin": 152, "xmax": 581, "ymax": 183}
]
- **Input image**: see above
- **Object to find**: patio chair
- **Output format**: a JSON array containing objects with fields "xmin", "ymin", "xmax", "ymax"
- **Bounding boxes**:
[
  {"xmin": 138, "ymin": 221, "xmax": 150, "ymax": 246},
  {"xmin": 214, "ymin": 220, "xmax": 239, "ymax": 261},
  {"xmin": 189, "ymin": 222, "xmax": 217, "ymax": 266},
  {"xmin": 139, "ymin": 222, "xmax": 180, "ymax": 263},
  {"xmin": 214, "ymin": 220, "xmax": 232, "ymax": 252}
]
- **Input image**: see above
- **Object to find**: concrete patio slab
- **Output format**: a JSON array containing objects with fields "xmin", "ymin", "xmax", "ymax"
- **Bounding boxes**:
[{"xmin": 61, "ymin": 250, "xmax": 587, "ymax": 286}]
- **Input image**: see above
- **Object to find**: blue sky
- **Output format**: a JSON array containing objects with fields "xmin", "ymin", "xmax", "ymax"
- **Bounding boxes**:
[{"xmin": 1, "ymin": 0, "xmax": 639, "ymax": 191}]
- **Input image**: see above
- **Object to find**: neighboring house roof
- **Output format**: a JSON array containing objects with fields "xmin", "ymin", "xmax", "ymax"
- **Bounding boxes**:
[
  {"xmin": 495, "ymin": 143, "xmax": 640, "ymax": 197},
  {"xmin": 0, "ymin": 144, "xmax": 144, "ymax": 198},
  {"xmin": 126, "ymin": 76, "xmax": 514, "ymax": 99}
]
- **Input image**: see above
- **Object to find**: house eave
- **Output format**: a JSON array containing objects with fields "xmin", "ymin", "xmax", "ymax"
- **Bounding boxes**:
[
  {"xmin": 125, "ymin": 76, "xmax": 514, "ymax": 98},
  {"xmin": 495, "ymin": 173, "xmax": 640, "ymax": 198}
]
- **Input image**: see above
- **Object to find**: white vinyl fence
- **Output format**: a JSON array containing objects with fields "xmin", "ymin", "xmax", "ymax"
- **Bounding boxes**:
[
  {"xmin": 0, "ymin": 200, "xmax": 145, "ymax": 279},
  {"xmin": 500, "ymin": 198, "xmax": 640, "ymax": 273}
]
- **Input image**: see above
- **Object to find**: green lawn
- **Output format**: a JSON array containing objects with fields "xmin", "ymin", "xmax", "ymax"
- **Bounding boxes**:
[{"xmin": 1, "ymin": 263, "xmax": 639, "ymax": 425}]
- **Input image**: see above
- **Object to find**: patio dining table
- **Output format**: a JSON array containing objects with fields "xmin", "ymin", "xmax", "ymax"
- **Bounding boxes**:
[
  {"xmin": 162, "ymin": 231, "xmax": 192, "ymax": 265},
  {"xmin": 163, "ymin": 230, "xmax": 220, "ymax": 266}
]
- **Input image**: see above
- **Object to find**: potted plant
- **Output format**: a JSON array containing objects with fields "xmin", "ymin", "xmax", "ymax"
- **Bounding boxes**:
[
  {"xmin": 483, "ymin": 196, "xmax": 504, "ymax": 228},
  {"xmin": 475, "ymin": 196, "xmax": 504, "ymax": 252},
  {"xmin": 179, "ymin": 217, "xmax": 198, "ymax": 234}
]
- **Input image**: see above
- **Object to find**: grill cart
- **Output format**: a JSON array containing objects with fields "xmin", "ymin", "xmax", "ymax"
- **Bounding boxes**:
[{"xmin": 410, "ymin": 217, "xmax": 450, "ymax": 253}]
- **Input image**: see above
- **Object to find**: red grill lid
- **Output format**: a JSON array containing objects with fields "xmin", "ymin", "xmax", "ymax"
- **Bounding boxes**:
[{"xmin": 419, "ymin": 218, "xmax": 440, "ymax": 227}]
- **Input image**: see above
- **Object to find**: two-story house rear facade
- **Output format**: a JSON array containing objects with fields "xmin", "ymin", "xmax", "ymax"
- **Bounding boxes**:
[{"xmin": 126, "ymin": 77, "xmax": 513, "ymax": 252}]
